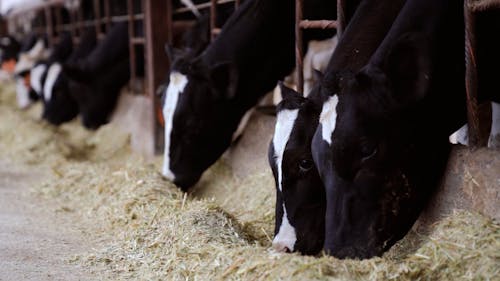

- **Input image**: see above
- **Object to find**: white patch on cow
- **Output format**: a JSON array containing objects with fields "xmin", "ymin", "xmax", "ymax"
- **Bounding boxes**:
[
  {"xmin": 488, "ymin": 101, "xmax": 500, "ymax": 149},
  {"xmin": 272, "ymin": 204, "xmax": 297, "ymax": 252},
  {"xmin": 319, "ymin": 95, "xmax": 339, "ymax": 145},
  {"xmin": 43, "ymin": 63, "xmax": 62, "ymax": 102},
  {"xmin": 30, "ymin": 64, "xmax": 47, "ymax": 96},
  {"xmin": 15, "ymin": 78, "xmax": 31, "ymax": 109},
  {"xmin": 449, "ymin": 124, "xmax": 468, "ymax": 146},
  {"xmin": 162, "ymin": 72, "xmax": 188, "ymax": 181},
  {"xmin": 14, "ymin": 39, "xmax": 48, "ymax": 75},
  {"xmin": 271, "ymin": 108, "xmax": 299, "ymax": 251},
  {"xmin": 273, "ymin": 108, "xmax": 299, "ymax": 192}
]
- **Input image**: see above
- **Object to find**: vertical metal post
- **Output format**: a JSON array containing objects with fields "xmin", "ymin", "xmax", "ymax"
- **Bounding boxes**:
[
  {"xmin": 145, "ymin": 0, "xmax": 170, "ymax": 154},
  {"xmin": 166, "ymin": 0, "xmax": 173, "ymax": 44},
  {"xmin": 94, "ymin": 0, "xmax": 102, "ymax": 38},
  {"xmin": 295, "ymin": 0, "xmax": 304, "ymax": 94},
  {"xmin": 104, "ymin": 0, "xmax": 111, "ymax": 32},
  {"xmin": 337, "ymin": 0, "xmax": 346, "ymax": 37},
  {"xmin": 55, "ymin": 5, "xmax": 63, "ymax": 41},
  {"xmin": 77, "ymin": 4, "xmax": 84, "ymax": 37},
  {"xmin": 211, "ymin": 0, "xmax": 218, "ymax": 41},
  {"xmin": 127, "ymin": 0, "xmax": 137, "ymax": 92},
  {"xmin": 464, "ymin": 3, "xmax": 481, "ymax": 147}
]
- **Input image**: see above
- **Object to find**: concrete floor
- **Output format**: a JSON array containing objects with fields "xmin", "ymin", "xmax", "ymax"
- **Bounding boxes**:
[{"xmin": 0, "ymin": 162, "xmax": 99, "ymax": 281}]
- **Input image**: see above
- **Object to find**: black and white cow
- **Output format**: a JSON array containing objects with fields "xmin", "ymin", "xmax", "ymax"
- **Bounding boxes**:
[
  {"xmin": 13, "ymin": 33, "xmax": 49, "ymax": 108},
  {"xmin": 35, "ymin": 28, "xmax": 97, "ymax": 125},
  {"xmin": 30, "ymin": 31, "xmax": 73, "ymax": 99},
  {"xmin": 162, "ymin": 0, "xmax": 336, "ymax": 190},
  {"xmin": 268, "ymin": 0, "xmax": 406, "ymax": 255},
  {"xmin": 63, "ymin": 22, "xmax": 132, "ymax": 129},
  {"xmin": 311, "ymin": 0, "xmax": 466, "ymax": 259}
]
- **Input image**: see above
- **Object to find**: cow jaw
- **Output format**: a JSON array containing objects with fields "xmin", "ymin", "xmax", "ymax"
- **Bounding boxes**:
[{"xmin": 272, "ymin": 204, "xmax": 297, "ymax": 252}]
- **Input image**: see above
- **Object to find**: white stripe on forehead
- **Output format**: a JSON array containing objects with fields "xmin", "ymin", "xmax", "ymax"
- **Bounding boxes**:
[
  {"xmin": 273, "ymin": 108, "xmax": 299, "ymax": 192},
  {"xmin": 43, "ymin": 63, "xmax": 62, "ymax": 102},
  {"xmin": 272, "ymin": 204, "xmax": 297, "ymax": 252},
  {"xmin": 319, "ymin": 95, "xmax": 338, "ymax": 145},
  {"xmin": 162, "ymin": 72, "xmax": 188, "ymax": 181},
  {"xmin": 30, "ymin": 64, "xmax": 47, "ymax": 96}
]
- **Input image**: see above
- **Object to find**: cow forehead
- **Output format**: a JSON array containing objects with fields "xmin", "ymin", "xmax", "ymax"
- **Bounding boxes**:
[
  {"xmin": 43, "ymin": 63, "xmax": 62, "ymax": 102},
  {"xmin": 273, "ymin": 108, "xmax": 299, "ymax": 192},
  {"xmin": 319, "ymin": 95, "xmax": 338, "ymax": 145},
  {"xmin": 162, "ymin": 71, "xmax": 188, "ymax": 181},
  {"xmin": 30, "ymin": 64, "xmax": 47, "ymax": 95}
]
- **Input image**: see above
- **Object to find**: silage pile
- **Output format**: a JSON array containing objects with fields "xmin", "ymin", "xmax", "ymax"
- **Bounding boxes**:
[{"xmin": 1, "ymin": 83, "xmax": 499, "ymax": 280}]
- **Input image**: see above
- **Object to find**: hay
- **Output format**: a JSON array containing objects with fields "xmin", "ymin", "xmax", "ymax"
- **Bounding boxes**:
[{"xmin": 1, "ymin": 83, "xmax": 499, "ymax": 280}]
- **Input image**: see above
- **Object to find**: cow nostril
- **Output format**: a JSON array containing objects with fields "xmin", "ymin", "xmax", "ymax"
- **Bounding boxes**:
[{"xmin": 272, "ymin": 242, "xmax": 292, "ymax": 253}]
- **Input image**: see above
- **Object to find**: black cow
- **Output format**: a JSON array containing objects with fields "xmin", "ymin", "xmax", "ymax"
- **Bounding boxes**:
[
  {"xmin": 162, "ymin": 0, "xmax": 336, "ymax": 190},
  {"xmin": 311, "ymin": 0, "xmax": 466, "ymax": 259},
  {"xmin": 268, "ymin": 0, "xmax": 406, "ymax": 255},
  {"xmin": 63, "ymin": 22, "xmax": 132, "ymax": 129},
  {"xmin": 37, "ymin": 28, "xmax": 98, "ymax": 125}
]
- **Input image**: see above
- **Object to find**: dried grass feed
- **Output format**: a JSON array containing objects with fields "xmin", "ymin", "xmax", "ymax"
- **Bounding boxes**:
[{"xmin": 1, "ymin": 83, "xmax": 499, "ymax": 280}]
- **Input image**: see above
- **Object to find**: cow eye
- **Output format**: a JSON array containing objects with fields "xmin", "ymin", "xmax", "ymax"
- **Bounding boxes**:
[
  {"xmin": 360, "ymin": 142, "xmax": 377, "ymax": 162},
  {"xmin": 299, "ymin": 159, "xmax": 314, "ymax": 172}
]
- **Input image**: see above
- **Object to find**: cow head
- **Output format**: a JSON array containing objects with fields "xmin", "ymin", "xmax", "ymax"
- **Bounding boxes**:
[
  {"xmin": 162, "ymin": 47, "xmax": 239, "ymax": 190},
  {"xmin": 312, "ymin": 33, "xmax": 441, "ymax": 259},
  {"xmin": 41, "ymin": 63, "xmax": 79, "ymax": 125},
  {"xmin": 13, "ymin": 38, "xmax": 49, "ymax": 109},
  {"xmin": 269, "ymin": 82, "xmax": 326, "ymax": 255},
  {"xmin": 64, "ymin": 58, "xmax": 130, "ymax": 129}
]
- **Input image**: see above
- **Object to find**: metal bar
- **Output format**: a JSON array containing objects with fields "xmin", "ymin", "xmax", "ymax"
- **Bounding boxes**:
[
  {"xmin": 337, "ymin": 0, "xmax": 346, "ymax": 37},
  {"xmin": 212, "ymin": 28, "xmax": 221, "ymax": 35},
  {"xmin": 127, "ymin": 0, "xmax": 137, "ymax": 92},
  {"xmin": 44, "ymin": 7, "xmax": 55, "ymax": 47},
  {"xmin": 166, "ymin": 0, "xmax": 173, "ymax": 44},
  {"xmin": 299, "ymin": 20, "xmax": 337, "ymax": 29},
  {"xmin": 94, "ymin": 0, "xmax": 102, "ymax": 39},
  {"xmin": 211, "ymin": 0, "xmax": 218, "ymax": 41},
  {"xmin": 174, "ymin": 0, "xmax": 236, "ymax": 14},
  {"xmin": 464, "ymin": 3, "xmax": 481, "ymax": 146},
  {"xmin": 131, "ymin": 37, "xmax": 146, "ymax": 44},
  {"xmin": 104, "ymin": 0, "xmax": 111, "ymax": 32},
  {"xmin": 69, "ymin": 9, "xmax": 76, "ymax": 41},
  {"xmin": 295, "ymin": 0, "xmax": 304, "ymax": 94},
  {"xmin": 55, "ymin": 5, "xmax": 63, "ymax": 35},
  {"xmin": 77, "ymin": 3, "xmax": 84, "ymax": 36},
  {"xmin": 145, "ymin": 0, "xmax": 170, "ymax": 154}
]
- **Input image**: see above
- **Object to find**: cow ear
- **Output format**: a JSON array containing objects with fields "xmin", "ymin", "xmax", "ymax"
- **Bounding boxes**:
[
  {"xmin": 279, "ymin": 81, "xmax": 300, "ymax": 101},
  {"xmin": 63, "ymin": 63, "xmax": 90, "ymax": 83},
  {"xmin": 164, "ymin": 44, "xmax": 183, "ymax": 62},
  {"xmin": 210, "ymin": 62, "xmax": 239, "ymax": 99},
  {"xmin": 383, "ymin": 33, "xmax": 431, "ymax": 104}
]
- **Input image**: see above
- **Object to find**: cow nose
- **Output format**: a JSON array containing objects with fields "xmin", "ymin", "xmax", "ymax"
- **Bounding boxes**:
[{"xmin": 272, "ymin": 241, "xmax": 292, "ymax": 253}]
